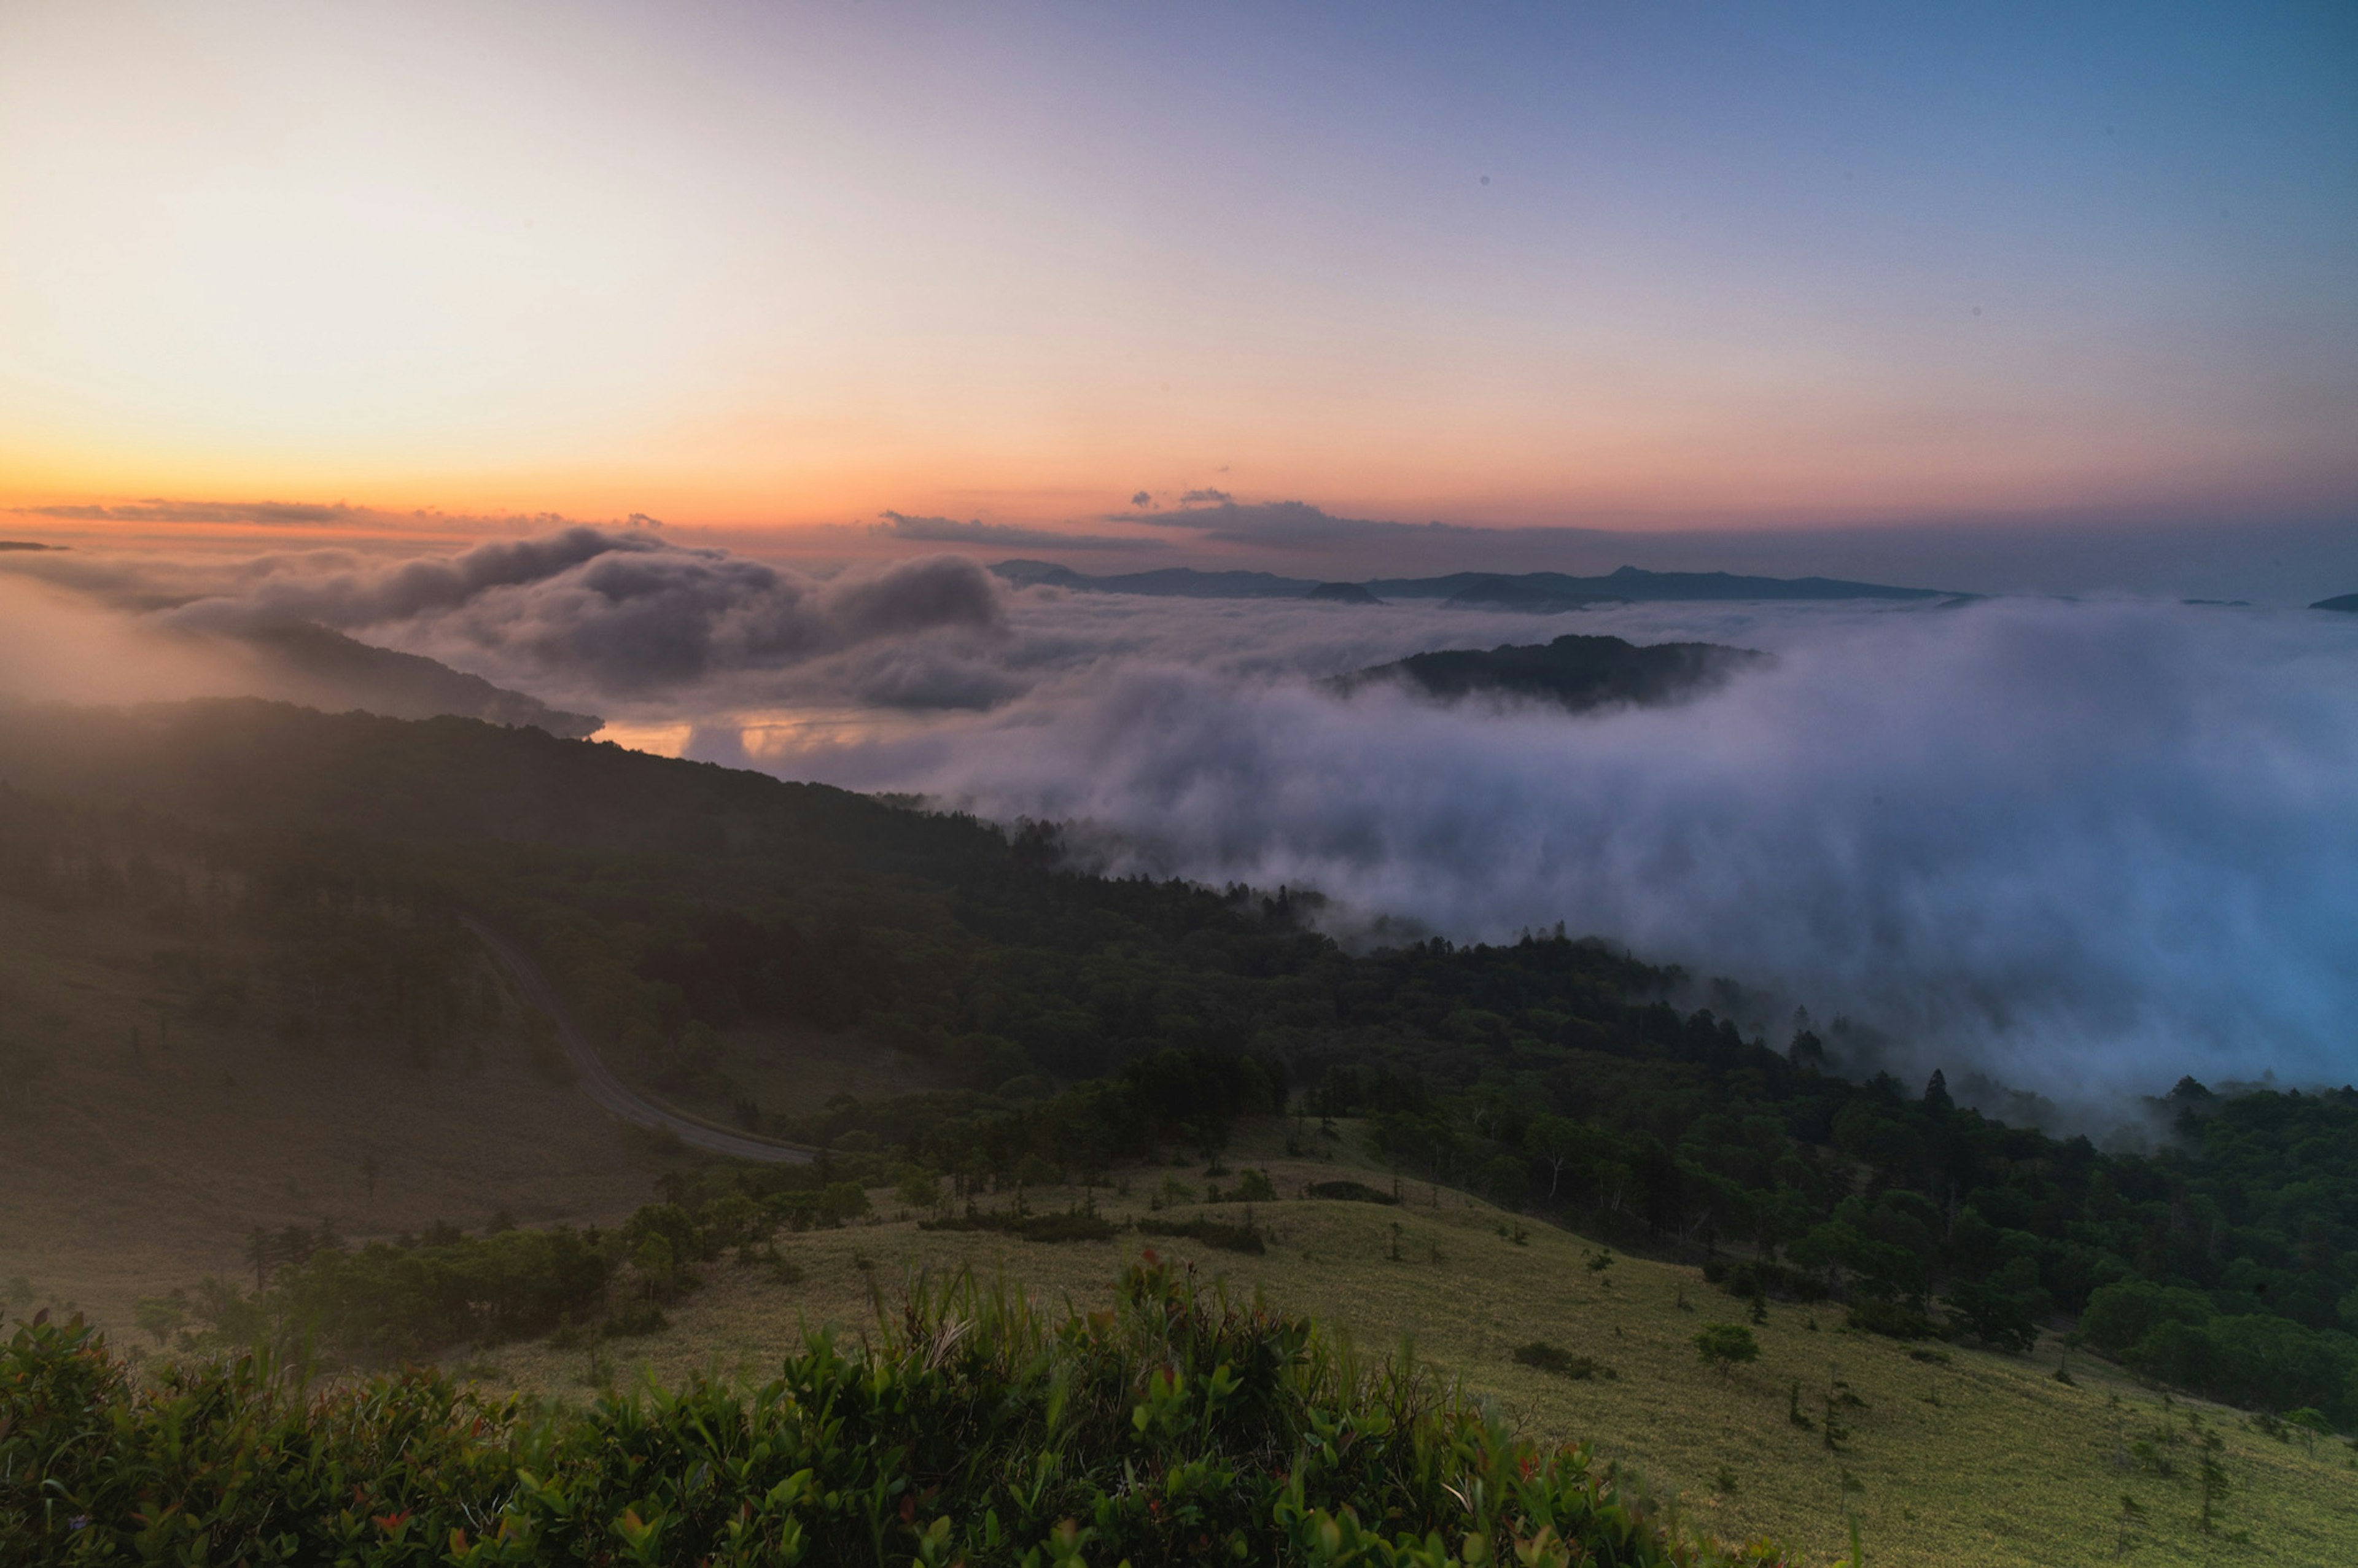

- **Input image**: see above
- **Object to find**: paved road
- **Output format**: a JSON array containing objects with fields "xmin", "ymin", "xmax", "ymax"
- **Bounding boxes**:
[{"xmin": 460, "ymin": 915, "xmax": 813, "ymax": 1165}]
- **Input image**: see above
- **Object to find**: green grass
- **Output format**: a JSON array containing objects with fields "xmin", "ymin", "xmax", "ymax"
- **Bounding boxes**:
[
  {"xmin": 470, "ymin": 1123, "xmax": 2358, "ymax": 1568},
  {"xmin": 0, "ymin": 896, "xmax": 847, "ymax": 1332}
]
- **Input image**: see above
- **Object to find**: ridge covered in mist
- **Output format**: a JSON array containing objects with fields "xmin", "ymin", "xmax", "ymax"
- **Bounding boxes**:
[
  {"xmin": 991, "ymin": 559, "xmax": 1953, "ymax": 605},
  {"xmin": 1337, "ymin": 631, "xmax": 1769, "ymax": 713},
  {"xmin": 224, "ymin": 621, "xmax": 602, "ymax": 737}
]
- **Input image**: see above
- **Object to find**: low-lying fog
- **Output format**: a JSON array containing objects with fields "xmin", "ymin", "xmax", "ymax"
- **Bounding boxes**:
[{"xmin": 7, "ymin": 529, "xmax": 2356, "ymax": 1106}]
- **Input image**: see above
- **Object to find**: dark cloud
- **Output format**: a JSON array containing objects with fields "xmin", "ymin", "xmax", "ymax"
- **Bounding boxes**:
[
  {"xmin": 130, "ymin": 527, "xmax": 1010, "ymax": 701},
  {"xmin": 1129, "ymin": 490, "xmax": 1154, "ymax": 508},
  {"xmin": 870, "ymin": 511, "xmax": 1161, "ymax": 551},
  {"xmin": 1177, "ymin": 487, "xmax": 1233, "ymax": 506}
]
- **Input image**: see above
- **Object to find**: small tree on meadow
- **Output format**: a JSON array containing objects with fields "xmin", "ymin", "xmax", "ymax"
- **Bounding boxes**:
[
  {"xmin": 1694, "ymin": 1323, "xmax": 1760, "ymax": 1378},
  {"xmin": 896, "ymin": 1169, "xmax": 943, "ymax": 1214}
]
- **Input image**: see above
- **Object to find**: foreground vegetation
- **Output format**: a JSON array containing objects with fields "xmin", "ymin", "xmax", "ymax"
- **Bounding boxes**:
[{"xmin": 3, "ymin": 1256, "xmax": 1787, "ymax": 1567}]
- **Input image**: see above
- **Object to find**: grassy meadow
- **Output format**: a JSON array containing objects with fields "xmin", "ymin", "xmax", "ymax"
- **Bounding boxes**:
[
  {"xmin": 0, "ymin": 895, "xmax": 675, "ymax": 1329},
  {"xmin": 473, "ymin": 1121, "xmax": 2358, "ymax": 1568}
]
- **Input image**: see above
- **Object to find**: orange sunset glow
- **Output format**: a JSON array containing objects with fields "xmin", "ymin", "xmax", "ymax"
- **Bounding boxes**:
[{"xmin": 5, "ymin": 1, "xmax": 2353, "ymax": 572}]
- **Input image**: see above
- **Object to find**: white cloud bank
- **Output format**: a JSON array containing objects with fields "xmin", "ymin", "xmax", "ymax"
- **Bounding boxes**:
[
  {"xmin": 715, "ymin": 594, "xmax": 2358, "ymax": 1101},
  {"xmin": 9, "ymin": 529, "xmax": 2357, "ymax": 1101}
]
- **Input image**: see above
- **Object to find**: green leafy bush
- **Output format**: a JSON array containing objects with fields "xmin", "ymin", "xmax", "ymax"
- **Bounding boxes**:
[
  {"xmin": 1135, "ymin": 1216, "xmax": 1268, "ymax": 1255},
  {"xmin": 1304, "ymin": 1179, "xmax": 1400, "ymax": 1205},
  {"xmin": 1693, "ymin": 1323, "xmax": 1761, "ymax": 1376},
  {"xmin": 918, "ymin": 1205, "xmax": 1119, "ymax": 1243},
  {"xmin": 2, "ymin": 1263, "xmax": 1789, "ymax": 1566}
]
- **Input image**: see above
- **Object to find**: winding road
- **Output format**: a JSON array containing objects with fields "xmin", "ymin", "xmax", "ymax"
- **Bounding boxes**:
[{"xmin": 460, "ymin": 915, "xmax": 814, "ymax": 1165}]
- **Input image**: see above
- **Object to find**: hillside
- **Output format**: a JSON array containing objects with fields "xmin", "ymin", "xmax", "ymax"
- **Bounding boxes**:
[
  {"xmin": 2, "ymin": 697, "xmax": 2356, "ymax": 1568},
  {"xmin": 228, "ymin": 621, "xmax": 603, "ymax": 736}
]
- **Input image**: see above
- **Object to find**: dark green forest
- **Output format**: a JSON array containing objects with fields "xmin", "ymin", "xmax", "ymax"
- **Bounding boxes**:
[{"xmin": 3, "ymin": 697, "xmax": 2356, "ymax": 1424}]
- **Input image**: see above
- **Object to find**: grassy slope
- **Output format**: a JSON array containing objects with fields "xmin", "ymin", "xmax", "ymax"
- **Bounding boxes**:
[
  {"xmin": 0, "ymin": 891, "xmax": 949, "ymax": 1333},
  {"xmin": 483, "ymin": 1122, "xmax": 2358, "ymax": 1568},
  {"xmin": 6, "ymin": 889, "xmax": 2351, "ymax": 1566},
  {"xmin": 0, "ymin": 896, "xmax": 673, "ymax": 1329}
]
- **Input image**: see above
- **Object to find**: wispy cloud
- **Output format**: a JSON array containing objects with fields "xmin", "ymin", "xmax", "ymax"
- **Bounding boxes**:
[
  {"xmin": 871, "ymin": 511, "xmax": 1162, "ymax": 551},
  {"xmin": 12, "ymin": 497, "xmax": 606, "ymax": 533}
]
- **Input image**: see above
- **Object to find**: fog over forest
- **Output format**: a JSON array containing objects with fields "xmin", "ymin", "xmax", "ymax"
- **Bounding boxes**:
[{"xmin": 7, "ymin": 529, "xmax": 2357, "ymax": 1103}]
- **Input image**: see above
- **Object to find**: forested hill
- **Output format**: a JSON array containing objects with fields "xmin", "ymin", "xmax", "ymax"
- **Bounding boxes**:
[
  {"xmin": 3, "ymin": 696, "xmax": 2356, "ymax": 1424},
  {"xmin": 1337, "ymin": 632, "xmax": 1768, "ymax": 713}
]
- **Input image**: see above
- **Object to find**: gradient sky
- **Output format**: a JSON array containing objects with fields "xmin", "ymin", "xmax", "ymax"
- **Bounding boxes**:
[{"xmin": 2, "ymin": 1, "xmax": 2354, "ymax": 558}]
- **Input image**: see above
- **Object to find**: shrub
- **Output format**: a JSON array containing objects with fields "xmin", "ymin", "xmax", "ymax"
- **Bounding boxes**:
[
  {"xmin": 1513, "ymin": 1341, "xmax": 1616, "ymax": 1380},
  {"xmin": 894, "ymin": 1169, "xmax": 944, "ymax": 1211},
  {"xmin": 1304, "ymin": 1179, "xmax": 1399, "ymax": 1205},
  {"xmin": 1694, "ymin": 1323, "xmax": 1761, "ymax": 1376},
  {"xmin": 211, "ymin": 1224, "xmax": 611, "ymax": 1362},
  {"xmin": 919, "ymin": 1206, "xmax": 1120, "ymax": 1244},
  {"xmin": 601, "ymin": 1300, "xmax": 668, "ymax": 1338},
  {"xmin": 1846, "ymin": 1298, "xmax": 1939, "ymax": 1340},
  {"xmin": 1705, "ymin": 1259, "xmax": 1830, "ymax": 1303},
  {"xmin": 1135, "ymin": 1215, "xmax": 1267, "ymax": 1255},
  {"xmin": 1212, "ymin": 1168, "xmax": 1278, "ymax": 1203},
  {"xmin": 1, "ymin": 1265, "xmax": 1791, "ymax": 1566}
]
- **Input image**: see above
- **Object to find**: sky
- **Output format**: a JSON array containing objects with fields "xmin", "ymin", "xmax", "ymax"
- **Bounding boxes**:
[{"xmin": 3, "ymin": 1, "xmax": 2356, "ymax": 586}]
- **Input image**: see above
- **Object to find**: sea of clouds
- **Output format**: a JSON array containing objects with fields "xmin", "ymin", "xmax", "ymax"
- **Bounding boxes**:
[{"xmin": 7, "ymin": 526, "xmax": 2357, "ymax": 1105}]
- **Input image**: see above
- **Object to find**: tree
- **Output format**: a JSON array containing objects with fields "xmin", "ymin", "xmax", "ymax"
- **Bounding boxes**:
[
  {"xmin": 1693, "ymin": 1323, "xmax": 1759, "ymax": 1378},
  {"xmin": 632, "ymin": 1234, "xmax": 679, "ymax": 1302},
  {"xmin": 133, "ymin": 1290, "xmax": 187, "ymax": 1347},
  {"xmin": 1527, "ymin": 1116, "xmax": 1584, "ymax": 1201},
  {"xmin": 1945, "ymin": 1256, "xmax": 2050, "ymax": 1353},
  {"xmin": 895, "ymin": 1169, "xmax": 943, "ymax": 1214},
  {"xmin": 2196, "ymin": 1427, "xmax": 2228, "ymax": 1534}
]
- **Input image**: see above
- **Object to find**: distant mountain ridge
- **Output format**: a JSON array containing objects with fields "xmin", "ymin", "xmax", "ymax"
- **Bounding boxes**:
[
  {"xmin": 1338, "ymin": 631, "xmax": 1769, "ymax": 713},
  {"xmin": 225, "ymin": 621, "xmax": 603, "ymax": 738},
  {"xmin": 993, "ymin": 559, "xmax": 1949, "ymax": 604}
]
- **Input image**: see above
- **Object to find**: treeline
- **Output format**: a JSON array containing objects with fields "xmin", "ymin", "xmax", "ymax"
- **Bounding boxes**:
[
  {"xmin": 160, "ymin": 1162, "xmax": 895, "ymax": 1367},
  {"xmin": 7, "ymin": 1259, "xmax": 1789, "ymax": 1567},
  {"xmin": 0, "ymin": 779, "xmax": 496, "ymax": 1069}
]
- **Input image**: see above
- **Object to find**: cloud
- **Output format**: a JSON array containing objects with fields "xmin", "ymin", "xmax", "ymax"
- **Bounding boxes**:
[
  {"xmin": 3, "ymin": 526, "xmax": 1015, "ymax": 711},
  {"xmin": 11, "ymin": 495, "xmax": 615, "ymax": 535},
  {"xmin": 714, "ymin": 594, "xmax": 2358, "ymax": 1104},
  {"xmin": 1116, "ymin": 495, "xmax": 1475, "ymax": 548},
  {"xmin": 870, "ymin": 511, "xmax": 1160, "ymax": 551},
  {"xmin": 17, "ymin": 520, "xmax": 2358, "ymax": 1104},
  {"xmin": 0, "ymin": 574, "xmax": 261, "ymax": 705},
  {"xmin": 18, "ymin": 499, "xmax": 365, "ymax": 526}
]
